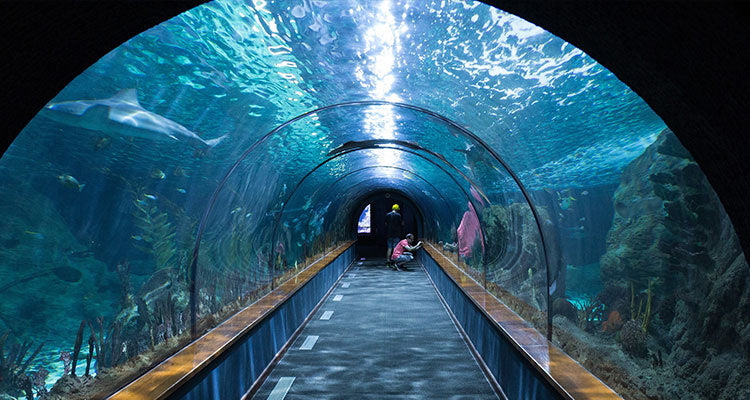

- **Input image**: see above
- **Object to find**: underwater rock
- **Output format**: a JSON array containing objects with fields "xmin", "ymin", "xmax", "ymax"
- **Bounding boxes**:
[
  {"xmin": 599, "ymin": 128, "xmax": 750, "ymax": 398},
  {"xmin": 551, "ymin": 297, "xmax": 577, "ymax": 322}
]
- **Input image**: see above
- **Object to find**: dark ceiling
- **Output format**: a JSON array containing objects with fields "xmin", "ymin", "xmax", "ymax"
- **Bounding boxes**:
[{"xmin": 1, "ymin": 0, "xmax": 748, "ymax": 253}]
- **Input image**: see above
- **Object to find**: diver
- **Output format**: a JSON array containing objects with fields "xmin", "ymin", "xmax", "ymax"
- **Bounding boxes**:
[
  {"xmin": 390, "ymin": 233, "xmax": 423, "ymax": 270},
  {"xmin": 385, "ymin": 203, "xmax": 403, "ymax": 267}
]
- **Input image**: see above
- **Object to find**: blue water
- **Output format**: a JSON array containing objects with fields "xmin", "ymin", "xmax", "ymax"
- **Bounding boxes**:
[{"xmin": 0, "ymin": 0, "xmax": 670, "ymax": 396}]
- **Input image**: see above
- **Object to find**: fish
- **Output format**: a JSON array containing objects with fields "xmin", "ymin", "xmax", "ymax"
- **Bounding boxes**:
[
  {"xmin": 58, "ymin": 174, "xmax": 85, "ymax": 191},
  {"xmin": 151, "ymin": 169, "xmax": 166, "ymax": 179},
  {"xmin": 581, "ymin": 190, "xmax": 589, "ymax": 196},
  {"xmin": 454, "ymin": 144, "xmax": 503, "ymax": 175},
  {"xmin": 176, "ymin": 188, "xmax": 187, "ymax": 194},
  {"xmin": 244, "ymin": 213, "xmax": 252, "ymax": 218},
  {"xmin": 24, "ymin": 231, "xmax": 45, "ymax": 239},
  {"xmin": 67, "ymin": 249, "xmax": 95, "ymax": 258},
  {"xmin": 564, "ymin": 226, "xmax": 587, "ymax": 239},
  {"xmin": 136, "ymin": 199, "xmax": 148, "ymax": 207},
  {"xmin": 327, "ymin": 139, "xmax": 422, "ymax": 157},
  {"xmin": 559, "ymin": 195, "xmax": 576, "ymax": 210},
  {"xmin": 41, "ymin": 89, "xmax": 228, "ymax": 149},
  {"xmin": 131, "ymin": 235, "xmax": 143, "ymax": 241},
  {"xmin": 143, "ymin": 194, "xmax": 157, "ymax": 201},
  {"xmin": 94, "ymin": 136, "xmax": 111, "ymax": 150},
  {"xmin": 230, "ymin": 207, "xmax": 242, "ymax": 214},
  {"xmin": 173, "ymin": 166, "xmax": 189, "ymax": 177}
]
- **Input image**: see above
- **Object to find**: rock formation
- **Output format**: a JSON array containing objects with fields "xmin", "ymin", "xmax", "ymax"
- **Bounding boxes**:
[{"xmin": 599, "ymin": 128, "xmax": 750, "ymax": 399}]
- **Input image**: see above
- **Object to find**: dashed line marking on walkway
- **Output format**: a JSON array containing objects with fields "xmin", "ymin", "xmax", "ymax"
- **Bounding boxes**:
[
  {"xmin": 320, "ymin": 311, "xmax": 334, "ymax": 320},
  {"xmin": 342, "ymin": 282, "xmax": 351, "ymax": 288},
  {"xmin": 299, "ymin": 335, "xmax": 319, "ymax": 350},
  {"xmin": 333, "ymin": 295, "xmax": 343, "ymax": 302},
  {"xmin": 267, "ymin": 376, "xmax": 295, "ymax": 400}
]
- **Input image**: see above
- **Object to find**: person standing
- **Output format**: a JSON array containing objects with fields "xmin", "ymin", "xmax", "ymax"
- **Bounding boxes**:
[{"xmin": 385, "ymin": 204, "xmax": 403, "ymax": 267}]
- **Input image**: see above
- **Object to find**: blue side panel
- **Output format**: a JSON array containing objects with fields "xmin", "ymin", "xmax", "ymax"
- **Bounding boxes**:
[
  {"xmin": 171, "ymin": 246, "xmax": 355, "ymax": 400},
  {"xmin": 419, "ymin": 251, "xmax": 562, "ymax": 400}
]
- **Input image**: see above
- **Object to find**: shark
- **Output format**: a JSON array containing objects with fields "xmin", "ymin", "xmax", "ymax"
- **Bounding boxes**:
[{"xmin": 41, "ymin": 89, "xmax": 227, "ymax": 149}]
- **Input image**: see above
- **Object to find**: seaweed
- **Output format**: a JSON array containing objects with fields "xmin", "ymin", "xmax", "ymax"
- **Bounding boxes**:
[
  {"xmin": 132, "ymin": 197, "xmax": 177, "ymax": 271},
  {"xmin": 0, "ymin": 331, "xmax": 43, "ymax": 398},
  {"xmin": 629, "ymin": 279, "xmax": 655, "ymax": 333},
  {"xmin": 70, "ymin": 321, "xmax": 86, "ymax": 377}
]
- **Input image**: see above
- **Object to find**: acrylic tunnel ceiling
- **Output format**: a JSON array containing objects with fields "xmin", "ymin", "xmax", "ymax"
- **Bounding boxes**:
[{"xmin": 8, "ymin": 0, "xmax": 668, "ymax": 189}]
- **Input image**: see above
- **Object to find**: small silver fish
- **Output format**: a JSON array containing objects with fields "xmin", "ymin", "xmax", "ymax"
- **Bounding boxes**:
[
  {"xmin": 58, "ymin": 174, "xmax": 85, "ymax": 191},
  {"xmin": 131, "ymin": 235, "xmax": 143, "ymax": 241},
  {"xmin": 143, "ymin": 194, "xmax": 157, "ymax": 201},
  {"xmin": 151, "ymin": 169, "xmax": 166, "ymax": 179},
  {"xmin": 176, "ymin": 188, "xmax": 187, "ymax": 194}
]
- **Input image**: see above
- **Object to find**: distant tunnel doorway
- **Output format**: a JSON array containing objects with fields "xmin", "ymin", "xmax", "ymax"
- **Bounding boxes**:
[{"xmin": 353, "ymin": 191, "xmax": 423, "ymax": 259}]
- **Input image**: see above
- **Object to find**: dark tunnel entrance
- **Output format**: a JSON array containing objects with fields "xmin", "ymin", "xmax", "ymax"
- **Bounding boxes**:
[{"xmin": 352, "ymin": 190, "xmax": 423, "ymax": 259}]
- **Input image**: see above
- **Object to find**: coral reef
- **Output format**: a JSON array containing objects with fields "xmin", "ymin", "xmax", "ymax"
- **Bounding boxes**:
[
  {"xmin": 620, "ymin": 319, "xmax": 647, "ymax": 357},
  {"xmin": 601, "ymin": 311, "xmax": 623, "ymax": 333},
  {"xmin": 0, "ymin": 332, "xmax": 43, "ymax": 399}
]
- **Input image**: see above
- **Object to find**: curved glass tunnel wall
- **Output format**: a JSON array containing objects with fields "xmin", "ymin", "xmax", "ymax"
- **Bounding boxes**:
[
  {"xmin": 197, "ymin": 104, "xmax": 549, "ymax": 341},
  {"xmin": 0, "ymin": 1, "xmax": 748, "ymax": 399}
]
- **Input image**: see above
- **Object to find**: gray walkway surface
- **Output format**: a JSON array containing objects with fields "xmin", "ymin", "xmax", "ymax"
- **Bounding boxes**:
[{"xmin": 252, "ymin": 257, "xmax": 498, "ymax": 400}]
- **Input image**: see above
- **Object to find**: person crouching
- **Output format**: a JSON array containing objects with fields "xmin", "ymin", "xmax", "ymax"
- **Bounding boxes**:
[{"xmin": 390, "ymin": 233, "xmax": 423, "ymax": 270}]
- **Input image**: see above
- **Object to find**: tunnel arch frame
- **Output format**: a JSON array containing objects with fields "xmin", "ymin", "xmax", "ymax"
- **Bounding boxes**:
[{"xmin": 189, "ymin": 100, "xmax": 554, "ymax": 338}]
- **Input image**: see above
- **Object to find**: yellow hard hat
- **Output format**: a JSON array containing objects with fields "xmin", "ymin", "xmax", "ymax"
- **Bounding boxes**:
[{"xmin": 392, "ymin": 204, "xmax": 400, "ymax": 211}]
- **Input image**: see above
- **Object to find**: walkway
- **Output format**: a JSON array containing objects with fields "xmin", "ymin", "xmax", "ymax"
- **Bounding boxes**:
[{"xmin": 253, "ymin": 257, "xmax": 498, "ymax": 399}]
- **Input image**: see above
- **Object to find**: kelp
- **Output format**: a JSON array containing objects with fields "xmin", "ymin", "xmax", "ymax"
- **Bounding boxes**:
[{"xmin": 133, "ymin": 198, "xmax": 177, "ymax": 271}]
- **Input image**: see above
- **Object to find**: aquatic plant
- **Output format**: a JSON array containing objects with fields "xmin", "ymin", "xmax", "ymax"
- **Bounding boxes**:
[
  {"xmin": 0, "ymin": 331, "xmax": 43, "ymax": 399},
  {"xmin": 32, "ymin": 368, "xmax": 48, "ymax": 397},
  {"xmin": 132, "ymin": 197, "xmax": 177, "ymax": 271},
  {"xmin": 577, "ymin": 296, "xmax": 605, "ymax": 332},
  {"xmin": 629, "ymin": 279, "xmax": 654, "ymax": 333}
]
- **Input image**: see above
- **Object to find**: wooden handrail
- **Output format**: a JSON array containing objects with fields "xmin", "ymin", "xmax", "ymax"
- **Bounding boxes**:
[
  {"xmin": 423, "ymin": 242, "xmax": 621, "ymax": 400},
  {"xmin": 109, "ymin": 241, "xmax": 355, "ymax": 400}
]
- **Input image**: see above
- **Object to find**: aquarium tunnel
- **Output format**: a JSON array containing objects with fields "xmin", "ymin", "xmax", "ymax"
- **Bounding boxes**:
[{"xmin": 1, "ymin": 1, "xmax": 748, "ymax": 399}]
